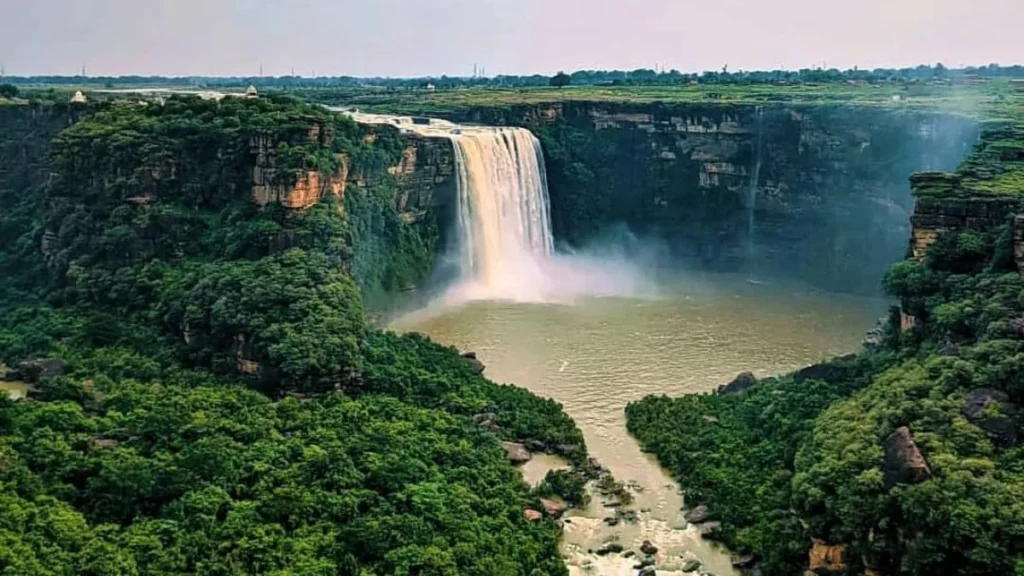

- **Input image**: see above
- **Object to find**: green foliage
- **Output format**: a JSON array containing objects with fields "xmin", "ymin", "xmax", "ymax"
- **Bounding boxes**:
[
  {"xmin": 924, "ymin": 231, "xmax": 993, "ymax": 274},
  {"xmin": 549, "ymin": 73, "xmax": 571, "ymax": 89},
  {"xmin": 535, "ymin": 470, "xmax": 588, "ymax": 508},
  {"xmin": 0, "ymin": 96, "xmax": 585, "ymax": 574},
  {"xmin": 627, "ymin": 123, "xmax": 1024, "ymax": 576},
  {"xmin": 0, "ymin": 357, "xmax": 569, "ymax": 575},
  {"xmin": 0, "ymin": 84, "xmax": 17, "ymax": 99}
]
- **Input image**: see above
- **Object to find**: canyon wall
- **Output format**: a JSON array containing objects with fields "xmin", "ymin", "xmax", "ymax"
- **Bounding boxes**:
[{"xmin": 438, "ymin": 102, "xmax": 978, "ymax": 293}]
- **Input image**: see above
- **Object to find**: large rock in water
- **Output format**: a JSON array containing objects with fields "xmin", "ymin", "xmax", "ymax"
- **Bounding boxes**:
[
  {"xmin": 684, "ymin": 504, "xmax": 711, "ymax": 524},
  {"xmin": 962, "ymin": 388, "xmax": 1019, "ymax": 447},
  {"xmin": 500, "ymin": 441, "xmax": 531, "ymax": 464},
  {"xmin": 539, "ymin": 498, "xmax": 566, "ymax": 517},
  {"xmin": 461, "ymin": 351, "xmax": 485, "ymax": 373},
  {"xmin": 717, "ymin": 372, "xmax": 756, "ymax": 395},
  {"xmin": 883, "ymin": 427, "xmax": 931, "ymax": 487}
]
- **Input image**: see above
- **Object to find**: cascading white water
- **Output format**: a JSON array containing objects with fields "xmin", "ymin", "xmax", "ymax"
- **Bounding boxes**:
[
  {"xmin": 448, "ymin": 128, "xmax": 555, "ymax": 300},
  {"xmin": 339, "ymin": 110, "xmax": 653, "ymax": 304}
]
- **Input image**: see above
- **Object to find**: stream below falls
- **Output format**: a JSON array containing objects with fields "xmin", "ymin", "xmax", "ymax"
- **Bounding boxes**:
[{"xmin": 395, "ymin": 272, "xmax": 886, "ymax": 575}]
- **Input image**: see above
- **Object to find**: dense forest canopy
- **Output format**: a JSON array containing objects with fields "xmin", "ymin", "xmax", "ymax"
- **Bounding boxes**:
[
  {"xmin": 626, "ymin": 120, "xmax": 1024, "ymax": 575},
  {"xmin": 0, "ymin": 95, "xmax": 586, "ymax": 574}
]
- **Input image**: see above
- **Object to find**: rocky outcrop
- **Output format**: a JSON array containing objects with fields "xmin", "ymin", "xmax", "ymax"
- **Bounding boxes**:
[
  {"xmin": 908, "ymin": 187, "xmax": 1019, "ymax": 262},
  {"xmin": 539, "ymin": 498, "xmax": 566, "ymax": 517},
  {"xmin": 883, "ymin": 426, "xmax": 931, "ymax": 487},
  {"xmin": 250, "ymin": 129, "xmax": 347, "ymax": 210},
  {"xmin": 6, "ymin": 358, "xmax": 68, "ymax": 384},
  {"xmin": 461, "ymin": 351, "xmax": 485, "ymax": 373},
  {"xmin": 501, "ymin": 441, "xmax": 531, "ymax": 464},
  {"xmin": 684, "ymin": 504, "xmax": 711, "ymax": 524},
  {"xmin": 717, "ymin": 372, "xmax": 756, "ymax": 395},
  {"xmin": 807, "ymin": 540, "xmax": 847, "ymax": 576},
  {"xmin": 962, "ymin": 388, "xmax": 1019, "ymax": 447}
]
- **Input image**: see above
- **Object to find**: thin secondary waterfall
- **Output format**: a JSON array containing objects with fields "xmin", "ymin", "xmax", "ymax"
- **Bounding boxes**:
[
  {"xmin": 448, "ymin": 128, "xmax": 554, "ymax": 298},
  {"xmin": 747, "ymin": 106, "xmax": 764, "ymax": 276}
]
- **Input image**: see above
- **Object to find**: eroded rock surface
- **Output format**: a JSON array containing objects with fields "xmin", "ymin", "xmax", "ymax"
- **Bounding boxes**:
[{"xmin": 883, "ymin": 426, "xmax": 931, "ymax": 487}]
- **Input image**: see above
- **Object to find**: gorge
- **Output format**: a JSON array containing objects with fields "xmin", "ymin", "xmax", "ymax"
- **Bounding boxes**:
[{"xmin": 1, "ymin": 82, "xmax": 1022, "ymax": 576}]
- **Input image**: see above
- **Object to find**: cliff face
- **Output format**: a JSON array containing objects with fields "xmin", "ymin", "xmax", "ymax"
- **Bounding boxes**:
[
  {"xmin": 249, "ymin": 120, "xmax": 455, "ymax": 223},
  {"xmin": 440, "ymin": 102, "xmax": 978, "ymax": 293}
]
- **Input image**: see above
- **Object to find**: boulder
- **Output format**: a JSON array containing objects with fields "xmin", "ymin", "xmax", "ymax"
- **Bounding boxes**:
[
  {"xmin": 638, "ymin": 567, "xmax": 657, "ymax": 576},
  {"xmin": 461, "ymin": 351, "xmax": 485, "ymax": 373},
  {"xmin": 473, "ymin": 412, "xmax": 498, "ymax": 430},
  {"xmin": 793, "ymin": 355, "xmax": 855, "ymax": 384},
  {"xmin": 16, "ymin": 358, "xmax": 67, "ymax": 384},
  {"xmin": 808, "ymin": 540, "xmax": 847, "ymax": 576},
  {"xmin": 557, "ymin": 443, "xmax": 581, "ymax": 456},
  {"xmin": 731, "ymin": 554, "xmax": 756, "ymax": 568},
  {"xmin": 88, "ymin": 438, "xmax": 119, "ymax": 450},
  {"xmin": 702, "ymin": 415, "xmax": 719, "ymax": 424},
  {"xmin": 633, "ymin": 557, "xmax": 655, "ymax": 569},
  {"xmin": 525, "ymin": 439, "xmax": 547, "ymax": 452},
  {"xmin": 697, "ymin": 521, "xmax": 722, "ymax": 538},
  {"xmin": 717, "ymin": 372, "xmax": 756, "ymax": 395},
  {"xmin": 596, "ymin": 542, "xmax": 624, "ymax": 556},
  {"xmin": 680, "ymin": 558, "xmax": 702, "ymax": 572},
  {"xmin": 501, "ymin": 441, "xmax": 531, "ymax": 464},
  {"xmin": 540, "ymin": 498, "xmax": 566, "ymax": 516},
  {"xmin": 962, "ymin": 388, "xmax": 1019, "ymax": 447},
  {"xmin": 603, "ymin": 516, "xmax": 619, "ymax": 526},
  {"xmin": 883, "ymin": 427, "xmax": 931, "ymax": 487},
  {"xmin": 523, "ymin": 509, "xmax": 542, "ymax": 521},
  {"xmin": 684, "ymin": 504, "xmax": 711, "ymax": 524},
  {"xmin": 640, "ymin": 540, "xmax": 659, "ymax": 555}
]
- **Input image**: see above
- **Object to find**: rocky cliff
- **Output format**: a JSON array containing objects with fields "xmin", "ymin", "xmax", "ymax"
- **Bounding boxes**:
[{"xmin": 435, "ymin": 101, "xmax": 978, "ymax": 293}]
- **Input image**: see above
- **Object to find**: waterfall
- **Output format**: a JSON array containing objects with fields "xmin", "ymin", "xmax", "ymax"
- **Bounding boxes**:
[
  {"xmin": 747, "ymin": 106, "xmax": 764, "ymax": 276},
  {"xmin": 339, "ymin": 109, "xmax": 651, "ymax": 304},
  {"xmin": 448, "ymin": 128, "xmax": 554, "ymax": 298}
]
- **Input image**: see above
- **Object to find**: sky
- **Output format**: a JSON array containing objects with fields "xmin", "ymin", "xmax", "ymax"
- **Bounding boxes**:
[{"xmin": 1, "ymin": 0, "xmax": 1021, "ymax": 78}]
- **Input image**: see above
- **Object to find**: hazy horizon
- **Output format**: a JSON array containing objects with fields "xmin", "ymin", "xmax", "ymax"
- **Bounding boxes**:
[{"xmin": 2, "ymin": 0, "xmax": 1022, "ymax": 78}]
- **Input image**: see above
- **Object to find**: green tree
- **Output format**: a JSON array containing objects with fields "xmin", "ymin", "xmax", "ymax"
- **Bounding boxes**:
[{"xmin": 549, "ymin": 72, "xmax": 571, "ymax": 88}]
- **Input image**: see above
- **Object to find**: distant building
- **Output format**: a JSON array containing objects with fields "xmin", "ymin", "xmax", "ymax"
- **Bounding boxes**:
[
  {"xmin": 425, "ymin": 83, "xmax": 436, "ymax": 91},
  {"xmin": 70, "ymin": 90, "xmax": 87, "ymax": 104},
  {"xmin": 246, "ymin": 85, "xmax": 258, "ymax": 98}
]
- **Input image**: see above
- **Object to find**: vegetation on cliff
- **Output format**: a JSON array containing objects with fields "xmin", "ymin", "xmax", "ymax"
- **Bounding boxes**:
[
  {"xmin": 626, "ymin": 115, "xmax": 1024, "ymax": 575},
  {"xmin": 0, "ymin": 96, "xmax": 582, "ymax": 575}
]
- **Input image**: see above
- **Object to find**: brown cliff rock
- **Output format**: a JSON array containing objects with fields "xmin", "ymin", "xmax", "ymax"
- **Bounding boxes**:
[
  {"xmin": 501, "ymin": 442, "xmax": 531, "ymax": 464},
  {"xmin": 883, "ymin": 427, "xmax": 931, "ymax": 487},
  {"xmin": 962, "ymin": 388, "xmax": 1019, "ymax": 448},
  {"xmin": 808, "ymin": 540, "xmax": 847, "ymax": 575}
]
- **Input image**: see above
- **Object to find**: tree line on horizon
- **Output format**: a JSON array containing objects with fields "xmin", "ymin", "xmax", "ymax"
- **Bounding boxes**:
[{"xmin": 1, "ymin": 63, "xmax": 1022, "ymax": 91}]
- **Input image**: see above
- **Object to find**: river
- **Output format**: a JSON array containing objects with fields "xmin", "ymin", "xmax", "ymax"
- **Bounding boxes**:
[{"xmin": 395, "ymin": 272, "xmax": 885, "ymax": 575}]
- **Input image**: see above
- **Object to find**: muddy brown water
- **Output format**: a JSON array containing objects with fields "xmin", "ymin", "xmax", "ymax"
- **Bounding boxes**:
[{"xmin": 395, "ymin": 272, "xmax": 886, "ymax": 575}]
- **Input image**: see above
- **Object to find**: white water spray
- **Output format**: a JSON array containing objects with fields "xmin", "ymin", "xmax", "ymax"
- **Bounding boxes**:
[{"xmin": 449, "ymin": 128, "xmax": 556, "ymax": 299}]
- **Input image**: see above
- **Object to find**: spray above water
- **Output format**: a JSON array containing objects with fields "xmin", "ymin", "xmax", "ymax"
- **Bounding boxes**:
[{"xmin": 343, "ymin": 110, "xmax": 654, "ymax": 304}]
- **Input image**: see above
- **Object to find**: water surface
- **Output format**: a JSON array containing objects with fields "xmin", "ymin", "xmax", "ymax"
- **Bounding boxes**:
[{"xmin": 397, "ymin": 273, "xmax": 885, "ymax": 575}]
